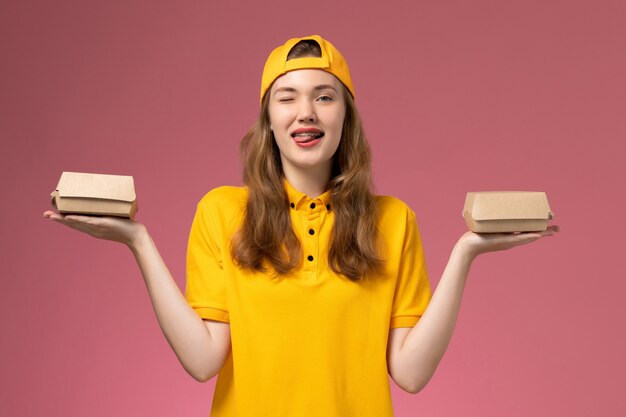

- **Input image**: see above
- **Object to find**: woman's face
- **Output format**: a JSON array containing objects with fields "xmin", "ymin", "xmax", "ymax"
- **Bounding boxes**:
[{"xmin": 268, "ymin": 69, "xmax": 346, "ymax": 177}]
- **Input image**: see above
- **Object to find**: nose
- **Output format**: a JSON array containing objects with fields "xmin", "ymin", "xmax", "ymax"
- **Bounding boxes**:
[{"xmin": 297, "ymin": 99, "xmax": 317, "ymax": 122}]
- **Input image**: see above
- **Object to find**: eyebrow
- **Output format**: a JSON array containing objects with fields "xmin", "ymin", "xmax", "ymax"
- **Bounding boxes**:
[{"xmin": 273, "ymin": 84, "xmax": 338, "ymax": 94}]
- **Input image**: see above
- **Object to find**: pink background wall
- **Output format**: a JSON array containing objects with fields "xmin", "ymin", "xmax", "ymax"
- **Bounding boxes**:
[{"xmin": 1, "ymin": 0, "xmax": 624, "ymax": 416}]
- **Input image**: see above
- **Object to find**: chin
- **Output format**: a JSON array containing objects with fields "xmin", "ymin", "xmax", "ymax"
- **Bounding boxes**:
[{"xmin": 289, "ymin": 157, "xmax": 333, "ymax": 170}]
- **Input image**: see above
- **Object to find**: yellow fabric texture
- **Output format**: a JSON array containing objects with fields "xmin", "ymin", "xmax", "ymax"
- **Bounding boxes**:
[{"xmin": 185, "ymin": 181, "xmax": 432, "ymax": 417}]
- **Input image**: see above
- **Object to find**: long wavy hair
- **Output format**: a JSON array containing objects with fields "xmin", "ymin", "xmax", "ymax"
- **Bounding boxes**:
[{"xmin": 231, "ymin": 40, "xmax": 383, "ymax": 281}]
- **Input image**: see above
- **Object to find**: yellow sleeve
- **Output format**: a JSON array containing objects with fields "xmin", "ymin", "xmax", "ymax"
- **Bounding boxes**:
[
  {"xmin": 389, "ymin": 209, "xmax": 432, "ymax": 329},
  {"xmin": 184, "ymin": 195, "xmax": 230, "ymax": 323}
]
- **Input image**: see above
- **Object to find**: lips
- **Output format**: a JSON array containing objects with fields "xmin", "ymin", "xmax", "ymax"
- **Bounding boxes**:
[{"xmin": 291, "ymin": 128, "xmax": 324, "ymax": 143}]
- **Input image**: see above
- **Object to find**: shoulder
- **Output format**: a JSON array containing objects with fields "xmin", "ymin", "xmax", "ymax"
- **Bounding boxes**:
[
  {"xmin": 195, "ymin": 186, "xmax": 248, "ymax": 227},
  {"xmin": 197, "ymin": 185, "xmax": 248, "ymax": 210},
  {"xmin": 374, "ymin": 195, "xmax": 416, "ymax": 222},
  {"xmin": 191, "ymin": 186, "xmax": 248, "ymax": 235},
  {"xmin": 374, "ymin": 195, "xmax": 425, "ymax": 251}
]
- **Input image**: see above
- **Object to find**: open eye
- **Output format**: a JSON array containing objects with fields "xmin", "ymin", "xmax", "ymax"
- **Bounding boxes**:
[{"xmin": 317, "ymin": 95, "xmax": 333, "ymax": 102}]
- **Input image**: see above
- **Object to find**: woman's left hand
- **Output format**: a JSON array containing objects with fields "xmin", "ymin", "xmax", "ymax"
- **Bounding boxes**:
[{"xmin": 457, "ymin": 225, "xmax": 560, "ymax": 260}]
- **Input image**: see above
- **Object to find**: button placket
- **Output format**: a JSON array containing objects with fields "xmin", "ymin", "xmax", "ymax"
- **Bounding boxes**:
[{"xmin": 303, "ymin": 198, "xmax": 324, "ymax": 273}]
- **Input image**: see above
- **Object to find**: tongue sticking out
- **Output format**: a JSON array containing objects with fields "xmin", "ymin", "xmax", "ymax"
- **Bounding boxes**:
[
  {"xmin": 292, "ymin": 132, "xmax": 324, "ymax": 143},
  {"xmin": 296, "ymin": 136, "xmax": 319, "ymax": 143},
  {"xmin": 291, "ymin": 132, "xmax": 324, "ymax": 148}
]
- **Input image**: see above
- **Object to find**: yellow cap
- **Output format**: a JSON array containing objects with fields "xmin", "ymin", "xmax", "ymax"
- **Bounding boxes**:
[{"xmin": 260, "ymin": 35, "xmax": 355, "ymax": 105}]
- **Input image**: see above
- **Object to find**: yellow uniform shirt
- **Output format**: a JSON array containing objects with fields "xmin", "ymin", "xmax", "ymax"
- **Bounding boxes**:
[{"xmin": 185, "ymin": 181, "xmax": 432, "ymax": 417}]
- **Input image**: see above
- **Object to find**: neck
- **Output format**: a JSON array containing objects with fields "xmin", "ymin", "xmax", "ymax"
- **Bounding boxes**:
[{"xmin": 282, "ymin": 162, "xmax": 332, "ymax": 198}]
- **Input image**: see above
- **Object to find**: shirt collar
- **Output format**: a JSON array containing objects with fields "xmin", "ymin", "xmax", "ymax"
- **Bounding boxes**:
[{"xmin": 283, "ymin": 179, "xmax": 333, "ymax": 211}]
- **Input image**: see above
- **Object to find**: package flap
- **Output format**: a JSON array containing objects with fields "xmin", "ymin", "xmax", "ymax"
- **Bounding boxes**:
[
  {"xmin": 56, "ymin": 172, "xmax": 136, "ymax": 202},
  {"xmin": 465, "ymin": 191, "xmax": 552, "ymax": 221}
]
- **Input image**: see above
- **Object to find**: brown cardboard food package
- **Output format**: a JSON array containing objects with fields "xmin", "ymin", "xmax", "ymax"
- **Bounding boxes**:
[
  {"xmin": 463, "ymin": 191, "xmax": 554, "ymax": 233},
  {"xmin": 50, "ymin": 172, "xmax": 138, "ymax": 219}
]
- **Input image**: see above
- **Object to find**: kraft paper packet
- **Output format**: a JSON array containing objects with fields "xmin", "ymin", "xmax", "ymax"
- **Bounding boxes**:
[
  {"xmin": 463, "ymin": 191, "xmax": 554, "ymax": 233},
  {"xmin": 50, "ymin": 171, "xmax": 138, "ymax": 219}
]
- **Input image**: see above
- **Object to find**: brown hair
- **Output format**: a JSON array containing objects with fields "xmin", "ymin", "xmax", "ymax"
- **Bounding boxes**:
[{"xmin": 231, "ymin": 40, "xmax": 382, "ymax": 281}]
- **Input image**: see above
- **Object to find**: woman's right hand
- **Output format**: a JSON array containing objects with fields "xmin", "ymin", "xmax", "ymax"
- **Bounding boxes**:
[{"xmin": 43, "ymin": 210, "xmax": 147, "ymax": 248}]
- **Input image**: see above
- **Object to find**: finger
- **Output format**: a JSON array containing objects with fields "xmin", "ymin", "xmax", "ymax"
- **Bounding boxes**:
[
  {"xmin": 50, "ymin": 215, "xmax": 70, "ymax": 224},
  {"xmin": 65, "ymin": 214, "xmax": 93, "ymax": 222},
  {"xmin": 537, "ymin": 226, "xmax": 559, "ymax": 237},
  {"xmin": 512, "ymin": 228, "xmax": 558, "ymax": 246},
  {"xmin": 60, "ymin": 221, "xmax": 92, "ymax": 233},
  {"xmin": 516, "ymin": 225, "xmax": 559, "ymax": 239},
  {"xmin": 523, "ymin": 234, "xmax": 542, "ymax": 242},
  {"xmin": 493, "ymin": 231, "xmax": 540, "ymax": 241},
  {"xmin": 50, "ymin": 216, "xmax": 79, "ymax": 228},
  {"xmin": 46, "ymin": 214, "xmax": 88, "ymax": 231},
  {"xmin": 50, "ymin": 215, "xmax": 94, "ymax": 229},
  {"xmin": 64, "ymin": 214, "xmax": 104, "ymax": 226},
  {"xmin": 44, "ymin": 211, "xmax": 64, "ymax": 220},
  {"xmin": 505, "ymin": 232, "xmax": 542, "ymax": 247},
  {"xmin": 513, "ymin": 233, "xmax": 541, "ymax": 243}
]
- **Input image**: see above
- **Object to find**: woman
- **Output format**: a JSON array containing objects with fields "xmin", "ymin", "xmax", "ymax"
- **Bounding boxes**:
[{"xmin": 44, "ymin": 35, "xmax": 558, "ymax": 416}]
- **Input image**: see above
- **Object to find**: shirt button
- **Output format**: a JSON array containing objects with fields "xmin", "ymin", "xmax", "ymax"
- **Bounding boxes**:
[
  {"xmin": 307, "ymin": 255, "xmax": 314, "ymax": 262},
  {"xmin": 308, "ymin": 229, "xmax": 315, "ymax": 235},
  {"xmin": 310, "ymin": 202, "xmax": 316, "ymax": 209}
]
